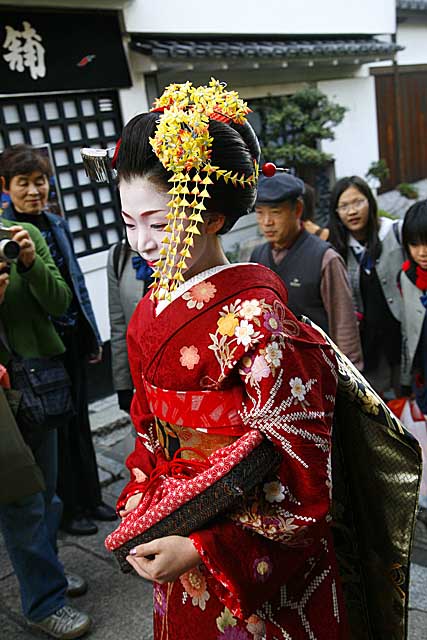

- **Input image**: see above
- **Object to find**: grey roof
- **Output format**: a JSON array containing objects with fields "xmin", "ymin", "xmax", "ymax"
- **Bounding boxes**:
[
  {"xmin": 397, "ymin": 1, "xmax": 427, "ymax": 10},
  {"xmin": 130, "ymin": 37, "xmax": 401, "ymax": 61}
]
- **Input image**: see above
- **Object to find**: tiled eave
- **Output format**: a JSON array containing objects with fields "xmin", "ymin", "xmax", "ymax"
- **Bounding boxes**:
[
  {"xmin": 397, "ymin": 1, "xmax": 427, "ymax": 11},
  {"xmin": 130, "ymin": 36, "xmax": 401, "ymax": 71}
]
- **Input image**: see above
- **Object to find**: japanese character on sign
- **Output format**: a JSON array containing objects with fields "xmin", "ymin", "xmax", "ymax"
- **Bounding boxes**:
[{"xmin": 2, "ymin": 21, "xmax": 46, "ymax": 80}]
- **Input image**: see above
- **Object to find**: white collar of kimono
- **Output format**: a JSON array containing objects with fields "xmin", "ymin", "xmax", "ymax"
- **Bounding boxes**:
[{"xmin": 156, "ymin": 263, "xmax": 249, "ymax": 316}]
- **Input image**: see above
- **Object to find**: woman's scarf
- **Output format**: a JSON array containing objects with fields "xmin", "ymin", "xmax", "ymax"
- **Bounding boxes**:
[{"xmin": 402, "ymin": 258, "xmax": 427, "ymax": 308}]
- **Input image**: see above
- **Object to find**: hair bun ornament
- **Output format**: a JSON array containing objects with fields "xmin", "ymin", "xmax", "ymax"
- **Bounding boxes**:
[
  {"xmin": 261, "ymin": 162, "xmax": 289, "ymax": 178},
  {"xmin": 148, "ymin": 78, "xmax": 259, "ymax": 302}
]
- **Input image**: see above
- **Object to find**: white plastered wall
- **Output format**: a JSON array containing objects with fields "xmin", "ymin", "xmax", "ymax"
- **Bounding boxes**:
[
  {"xmin": 397, "ymin": 20, "xmax": 427, "ymax": 66},
  {"xmin": 318, "ymin": 73, "xmax": 380, "ymax": 181}
]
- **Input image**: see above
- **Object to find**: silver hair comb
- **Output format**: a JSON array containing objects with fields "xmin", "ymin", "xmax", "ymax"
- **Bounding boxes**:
[{"xmin": 80, "ymin": 147, "xmax": 116, "ymax": 183}]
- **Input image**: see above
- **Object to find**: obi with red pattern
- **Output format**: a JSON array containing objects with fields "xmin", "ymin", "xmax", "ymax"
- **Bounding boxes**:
[{"xmin": 142, "ymin": 376, "xmax": 247, "ymax": 437}]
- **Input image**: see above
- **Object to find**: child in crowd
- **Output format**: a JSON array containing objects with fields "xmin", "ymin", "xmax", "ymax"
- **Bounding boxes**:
[{"xmin": 400, "ymin": 199, "xmax": 427, "ymax": 521}]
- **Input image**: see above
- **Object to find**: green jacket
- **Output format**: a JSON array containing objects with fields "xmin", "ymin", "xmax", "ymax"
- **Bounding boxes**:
[{"xmin": 0, "ymin": 218, "xmax": 72, "ymax": 363}]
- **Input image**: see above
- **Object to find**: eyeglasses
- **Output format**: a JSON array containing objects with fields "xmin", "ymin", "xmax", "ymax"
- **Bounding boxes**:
[{"xmin": 336, "ymin": 198, "xmax": 368, "ymax": 215}]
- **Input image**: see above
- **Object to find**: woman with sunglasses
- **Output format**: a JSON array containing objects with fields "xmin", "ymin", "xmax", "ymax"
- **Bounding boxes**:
[{"xmin": 329, "ymin": 176, "xmax": 404, "ymax": 396}]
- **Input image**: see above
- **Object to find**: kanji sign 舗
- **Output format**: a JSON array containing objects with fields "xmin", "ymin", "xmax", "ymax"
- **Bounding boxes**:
[
  {"xmin": 0, "ymin": 9, "xmax": 131, "ymax": 94},
  {"xmin": 3, "ymin": 21, "xmax": 46, "ymax": 80}
]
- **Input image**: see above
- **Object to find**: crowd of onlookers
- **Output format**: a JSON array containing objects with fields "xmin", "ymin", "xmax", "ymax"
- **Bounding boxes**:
[{"xmin": 1, "ymin": 142, "xmax": 427, "ymax": 639}]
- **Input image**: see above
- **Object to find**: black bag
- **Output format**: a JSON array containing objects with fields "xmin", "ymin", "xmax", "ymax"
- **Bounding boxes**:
[
  {"xmin": 0, "ymin": 386, "xmax": 46, "ymax": 504},
  {"xmin": 8, "ymin": 356, "xmax": 74, "ymax": 442}
]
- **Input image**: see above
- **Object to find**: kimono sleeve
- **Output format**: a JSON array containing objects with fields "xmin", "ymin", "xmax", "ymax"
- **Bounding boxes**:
[
  {"xmin": 116, "ymin": 303, "xmax": 160, "ymax": 511},
  {"xmin": 190, "ymin": 291, "xmax": 338, "ymax": 619}
]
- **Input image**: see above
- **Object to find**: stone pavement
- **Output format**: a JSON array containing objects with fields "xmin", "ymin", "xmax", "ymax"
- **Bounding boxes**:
[{"xmin": 1, "ymin": 395, "xmax": 427, "ymax": 639}]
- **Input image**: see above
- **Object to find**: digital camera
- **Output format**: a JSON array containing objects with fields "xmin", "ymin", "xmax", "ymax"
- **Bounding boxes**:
[{"xmin": 0, "ymin": 225, "xmax": 20, "ymax": 263}]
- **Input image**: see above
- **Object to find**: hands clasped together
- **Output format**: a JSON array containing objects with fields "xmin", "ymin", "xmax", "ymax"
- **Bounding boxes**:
[{"xmin": 120, "ymin": 487, "xmax": 201, "ymax": 583}]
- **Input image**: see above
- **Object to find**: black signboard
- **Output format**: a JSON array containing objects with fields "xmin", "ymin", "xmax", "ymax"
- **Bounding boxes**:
[{"xmin": 0, "ymin": 8, "xmax": 131, "ymax": 94}]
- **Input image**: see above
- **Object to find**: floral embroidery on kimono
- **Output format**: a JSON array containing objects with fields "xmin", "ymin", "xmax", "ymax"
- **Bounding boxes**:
[{"xmin": 117, "ymin": 263, "xmax": 348, "ymax": 640}]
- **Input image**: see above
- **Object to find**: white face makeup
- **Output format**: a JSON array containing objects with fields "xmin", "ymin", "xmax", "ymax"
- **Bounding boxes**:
[
  {"xmin": 119, "ymin": 176, "xmax": 170, "ymax": 266},
  {"xmin": 120, "ymin": 174, "xmax": 228, "ymax": 285}
]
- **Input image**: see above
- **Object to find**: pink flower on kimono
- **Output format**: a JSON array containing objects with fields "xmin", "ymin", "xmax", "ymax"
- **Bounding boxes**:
[
  {"xmin": 252, "ymin": 556, "xmax": 273, "ymax": 582},
  {"xmin": 250, "ymin": 355, "xmax": 270, "ymax": 382},
  {"xmin": 180, "ymin": 345, "xmax": 200, "ymax": 370},
  {"xmin": 183, "ymin": 281, "xmax": 217, "ymax": 309},
  {"xmin": 180, "ymin": 567, "xmax": 210, "ymax": 610},
  {"xmin": 246, "ymin": 615, "xmax": 266, "ymax": 640},
  {"xmin": 263, "ymin": 311, "xmax": 283, "ymax": 336},
  {"xmin": 153, "ymin": 583, "xmax": 167, "ymax": 616}
]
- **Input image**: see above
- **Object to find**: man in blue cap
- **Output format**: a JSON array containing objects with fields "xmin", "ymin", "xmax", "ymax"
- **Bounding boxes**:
[{"xmin": 251, "ymin": 171, "xmax": 363, "ymax": 369}]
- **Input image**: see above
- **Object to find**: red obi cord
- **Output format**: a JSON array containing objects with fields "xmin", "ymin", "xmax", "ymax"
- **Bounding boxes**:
[{"xmin": 142, "ymin": 377, "xmax": 247, "ymax": 436}]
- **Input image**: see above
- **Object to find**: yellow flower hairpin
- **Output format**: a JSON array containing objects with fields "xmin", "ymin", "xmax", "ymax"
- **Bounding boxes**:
[{"xmin": 148, "ymin": 78, "xmax": 258, "ymax": 301}]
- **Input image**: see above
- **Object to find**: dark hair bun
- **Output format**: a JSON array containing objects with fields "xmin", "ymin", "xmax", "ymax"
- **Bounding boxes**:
[{"xmin": 116, "ymin": 112, "xmax": 261, "ymax": 234}]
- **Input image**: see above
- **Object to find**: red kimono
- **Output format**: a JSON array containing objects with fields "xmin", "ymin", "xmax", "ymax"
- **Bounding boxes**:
[{"xmin": 117, "ymin": 263, "xmax": 347, "ymax": 640}]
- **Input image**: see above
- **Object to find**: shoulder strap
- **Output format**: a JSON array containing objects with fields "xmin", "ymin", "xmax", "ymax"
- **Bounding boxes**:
[
  {"xmin": 392, "ymin": 219, "xmax": 402, "ymax": 245},
  {"xmin": 113, "ymin": 242, "xmax": 122, "ymax": 280}
]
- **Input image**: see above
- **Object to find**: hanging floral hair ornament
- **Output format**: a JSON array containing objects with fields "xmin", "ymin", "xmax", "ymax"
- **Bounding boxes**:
[{"xmin": 147, "ymin": 78, "xmax": 259, "ymax": 301}]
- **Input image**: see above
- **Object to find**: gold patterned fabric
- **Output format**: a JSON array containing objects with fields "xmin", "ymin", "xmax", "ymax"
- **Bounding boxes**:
[
  {"xmin": 155, "ymin": 418, "xmax": 238, "ymax": 461},
  {"xmin": 302, "ymin": 317, "xmax": 422, "ymax": 640}
]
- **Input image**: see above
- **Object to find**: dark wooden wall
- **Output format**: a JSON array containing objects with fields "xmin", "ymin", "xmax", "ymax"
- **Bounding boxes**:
[{"xmin": 375, "ymin": 69, "xmax": 427, "ymax": 192}]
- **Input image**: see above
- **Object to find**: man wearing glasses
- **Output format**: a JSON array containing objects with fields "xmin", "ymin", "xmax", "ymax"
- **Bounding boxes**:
[{"xmin": 251, "ymin": 171, "xmax": 363, "ymax": 370}]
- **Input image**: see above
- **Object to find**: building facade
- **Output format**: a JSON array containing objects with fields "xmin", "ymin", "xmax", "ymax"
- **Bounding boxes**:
[{"xmin": 0, "ymin": 0, "xmax": 409, "ymax": 396}]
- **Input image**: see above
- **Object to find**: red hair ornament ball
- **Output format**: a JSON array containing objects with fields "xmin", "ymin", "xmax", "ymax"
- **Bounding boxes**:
[{"xmin": 261, "ymin": 162, "xmax": 289, "ymax": 177}]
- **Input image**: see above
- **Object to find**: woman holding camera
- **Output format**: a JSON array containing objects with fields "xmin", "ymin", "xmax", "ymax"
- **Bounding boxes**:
[{"xmin": 0, "ymin": 220, "xmax": 91, "ymax": 638}]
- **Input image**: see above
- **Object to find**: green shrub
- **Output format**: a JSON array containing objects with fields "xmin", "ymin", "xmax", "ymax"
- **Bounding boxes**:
[
  {"xmin": 366, "ymin": 159, "xmax": 390, "ymax": 187},
  {"xmin": 250, "ymin": 87, "xmax": 347, "ymax": 167},
  {"xmin": 397, "ymin": 183, "xmax": 419, "ymax": 200}
]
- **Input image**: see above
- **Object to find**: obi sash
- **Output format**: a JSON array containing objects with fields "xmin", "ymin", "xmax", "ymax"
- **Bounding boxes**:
[{"xmin": 142, "ymin": 377, "xmax": 247, "ymax": 437}]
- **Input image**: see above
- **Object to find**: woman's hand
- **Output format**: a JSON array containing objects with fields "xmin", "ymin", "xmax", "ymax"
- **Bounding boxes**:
[
  {"xmin": 0, "ymin": 266, "xmax": 9, "ymax": 304},
  {"xmin": 126, "ymin": 535, "xmax": 201, "ymax": 583},
  {"xmin": 9, "ymin": 226, "xmax": 36, "ymax": 270},
  {"xmin": 88, "ymin": 345, "xmax": 103, "ymax": 364},
  {"xmin": 118, "ymin": 491, "xmax": 144, "ymax": 518}
]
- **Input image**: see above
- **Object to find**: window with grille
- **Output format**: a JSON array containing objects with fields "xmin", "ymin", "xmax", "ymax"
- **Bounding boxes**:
[{"xmin": 0, "ymin": 90, "xmax": 123, "ymax": 256}]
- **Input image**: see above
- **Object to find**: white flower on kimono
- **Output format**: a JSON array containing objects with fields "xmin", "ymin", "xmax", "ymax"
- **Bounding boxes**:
[
  {"xmin": 239, "ymin": 299, "xmax": 262, "ymax": 321},
  {"xmin": 234, "ymin": 320, "xmax": 255, "ymax": 346},
  {"xmin": 179, "ymin": 567, "xmax": 210, "ymax": 611},
  {"xmin": 250, "ymin": 355, "xmax": 271, "ymax": 382},
  {"xmin": 264, "ymin": 341, "xmax": 283, "ymax": 368},
  {"xmin": 216, "ymin": 607, "xmax": 237, "ymax": 633},
  {"xmin": 263, "ymin": 480, "xmax": 285, "ymax": 503},
  {"xmin": 179, "ymin": 345, "xmax": 200, "ymax": 370},
  {"xmin": 289, "ymin": 376, "xmax": 307, "ymax": 401}
]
